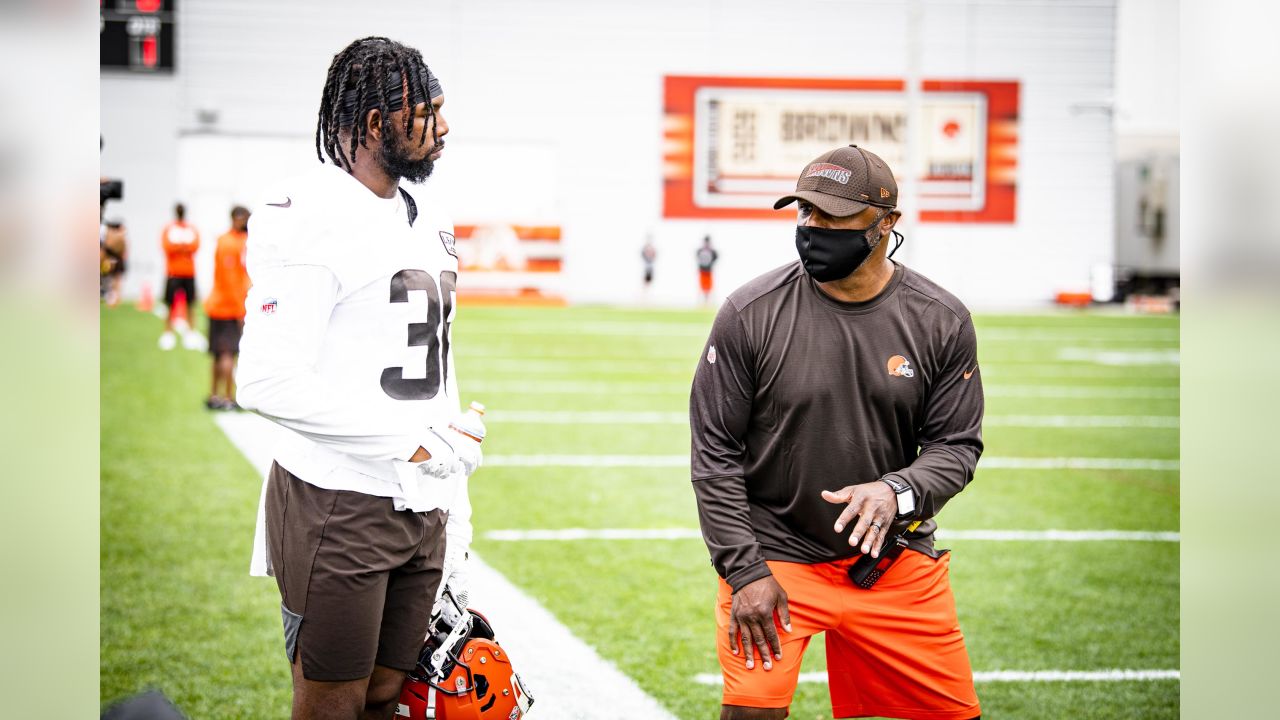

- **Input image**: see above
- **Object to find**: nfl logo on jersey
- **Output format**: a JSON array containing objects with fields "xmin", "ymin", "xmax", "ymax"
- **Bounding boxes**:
[
  {"xmin": 439, "ymin": 231, "xmax": 457, "ymax": 257},
  {"xmin": 261, "ymin": 298, "xmax": 278, "ymax": 315}
]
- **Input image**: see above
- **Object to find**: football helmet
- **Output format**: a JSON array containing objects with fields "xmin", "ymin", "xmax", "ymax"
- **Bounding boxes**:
[{"xmin": 397, "ymin": 589, "xmax": 533, "ymax": 719}]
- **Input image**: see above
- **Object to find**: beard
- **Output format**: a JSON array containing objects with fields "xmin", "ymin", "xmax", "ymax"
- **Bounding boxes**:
[{"xmin": 379, "ymin": 132, "xmax": 441, "ymax": 183}]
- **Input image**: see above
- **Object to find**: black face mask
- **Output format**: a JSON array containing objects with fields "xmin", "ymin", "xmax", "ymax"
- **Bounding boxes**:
[{"xmin": 794, "ymin": 212, "xmax": 903, "ymax": 282}]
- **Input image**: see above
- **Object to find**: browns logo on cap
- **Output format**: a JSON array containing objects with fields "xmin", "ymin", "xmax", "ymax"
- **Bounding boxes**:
[
  {"xmin": 775, "ymin": 145, "xmax": 898, "ymax": 218},
  {"xmin": 803, "ymin": 163, "xmax": 852, "ymax": 184}
]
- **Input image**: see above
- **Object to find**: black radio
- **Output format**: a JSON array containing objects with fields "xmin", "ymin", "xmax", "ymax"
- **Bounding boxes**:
[{"xmin": 846, "ymin": 520, "xmax": 921, "ymax": 589}]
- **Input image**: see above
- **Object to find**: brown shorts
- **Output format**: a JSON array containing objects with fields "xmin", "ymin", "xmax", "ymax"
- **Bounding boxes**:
[
  {"xmin": 265, "ymin": 462, "xmax": 447, "ymax": 681},
  {"xmin": 207, "ymin": 318, "xmax": 243, "ymax": 356}
]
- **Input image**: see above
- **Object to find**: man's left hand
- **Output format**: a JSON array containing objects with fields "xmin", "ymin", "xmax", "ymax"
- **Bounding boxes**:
[
  {"xmin": 821, "ymin": 483, "xmax": 898, "ymax": 558},
  {"xmin": 454, "ymin": 442, "xmax": 482, "ymax": 477}
]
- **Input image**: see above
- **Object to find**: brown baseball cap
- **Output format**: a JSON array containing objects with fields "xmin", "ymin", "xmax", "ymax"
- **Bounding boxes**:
[{"xmin": 774, "ymin": 144, "xmax": 898, "ymax": 217}]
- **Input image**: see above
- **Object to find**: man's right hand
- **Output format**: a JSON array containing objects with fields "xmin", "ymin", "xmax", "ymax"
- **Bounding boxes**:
[{"xmin": 727, "ymin": 575, "xmax": 792, "ymax": 671}]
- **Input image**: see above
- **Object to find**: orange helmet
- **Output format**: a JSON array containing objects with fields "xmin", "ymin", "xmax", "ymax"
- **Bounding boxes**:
[{"xmin": 397, "ymin": 591, "xmax": 533, "ymax": 720}]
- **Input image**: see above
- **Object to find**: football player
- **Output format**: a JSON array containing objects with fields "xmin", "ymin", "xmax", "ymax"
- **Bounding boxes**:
[
  {"xmin": 202, "ymin": 205, "xmax": 251, "ymax": 410},
  {"xmin": 158, "ymin": 203, "xmax": 200, "ymax": 350},
  {"xmin": 236, "ymin": 37, "xmax": 479, "ymax": 720}
]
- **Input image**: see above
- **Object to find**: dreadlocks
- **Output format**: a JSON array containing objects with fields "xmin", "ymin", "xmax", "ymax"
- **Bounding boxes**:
[{"xmin": 315, "ymin": 37, "xmax": 440, "ymax": 168}]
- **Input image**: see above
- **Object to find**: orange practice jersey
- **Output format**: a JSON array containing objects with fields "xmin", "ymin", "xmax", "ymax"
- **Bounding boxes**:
[
  {"xmin": 162, "ymin": 221, "xmax": 200, "ymax": 278},
  {"xmin": 203, "ymin": 230, "xmax": 250, "ymax": 320}
]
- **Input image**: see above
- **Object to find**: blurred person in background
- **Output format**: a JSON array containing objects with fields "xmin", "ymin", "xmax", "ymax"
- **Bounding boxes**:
[
  {"xmin": 202, "ymin": 205, "xmax": 251, "ymax": 410},
  {"xmin": 691, "ymin": 145, "xmax": 983, "ymax": 720},
  {"xmin": 697, "ymin": 233, "xmax": 718, "ymax": 304},
  {"xmin": 641, "ymin": 234, "xmax": 657, "ymax": 292},
  {"xmin": 236, "ymin": 36, "xmax": 480, "ymax": 720},
  {"xmin": 158, "ymin": 202, "xmax": 200, "ymax": 350},
  {"xmin": 100, "ymin": 219, "xmax": 126, "ymax": 307}
]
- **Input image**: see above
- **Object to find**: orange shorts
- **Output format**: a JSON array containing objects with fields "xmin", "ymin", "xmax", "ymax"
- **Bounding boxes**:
[
  {"xmin": 699, "ymin": 269, "xmax": 713, "ymax": 292},
  {"xmin": 716, "ymin": 551, "xmax": 980, "ymax": 719}
]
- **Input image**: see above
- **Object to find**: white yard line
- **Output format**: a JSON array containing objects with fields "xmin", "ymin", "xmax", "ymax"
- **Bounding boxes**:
[
  {"xmin": 484, "ymin": 410, "xmax": 1177, "ymax": 429},
  {"xmin": 463, "ymin": 380, "xmax": 1179, "ymax": 399},
  {"xmin": 1057, "ymin": 348, "xmax": 1181, "ymax": 366},
  {"xmin": 489, "ymin": 410, "xmax": 688, "ymax": 424},
  {"xmin": 463, "ymin": 379, "xmax": 691, "ymax": 395},
  {"xmin": 693, "ymin": 669, "xmax": 1180, "ymax": 685},
  {"xmin": 483, "ymin": 454, "xmax": 1179, "ymax": 471},
  {"xmin": 980, "ymin": 457, "xmax": 1179, "ymax": 470},
  {"xmin": 213, "ymin": 412, "xmax": 679, "ymax": 720},
  {"xmin": 459, "ymin": 358, "xmax": 1181, "ymax": 378},
  {"xmin": 979, "ymin": 328, "xmax": 1179, "ymax": 342},
  {"xmin": 466, "ymin": 321, "xmax": 1179, "ymax": 343},
  {"xmin": 984, "ymin": 386, "xmax": 1179, "ymax": 399},
  {"xmin": 465, "ymin": 322, "xmax": 711, "ymax": 337},
  {"xmin": 485, "ymin": 454, "xmax": 690, "ymax": 467},
  {"xmin": 983, "ymin": 415, "xmax": 1178, "ymax": 428},
  {"xmin": 483, "ymin": 529, "xmax": 1179, "ymax": 542}
]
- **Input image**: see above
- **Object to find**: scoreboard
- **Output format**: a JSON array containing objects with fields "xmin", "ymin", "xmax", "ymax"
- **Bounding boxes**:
[{"xmin": 100, "ymin": 0, "xmax": 176, "ymax": 73}]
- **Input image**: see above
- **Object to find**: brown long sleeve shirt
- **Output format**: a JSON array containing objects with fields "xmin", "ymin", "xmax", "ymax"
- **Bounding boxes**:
[{"xmin": 690, "ymin": 261, "xmax": 984, "ymax": 592}]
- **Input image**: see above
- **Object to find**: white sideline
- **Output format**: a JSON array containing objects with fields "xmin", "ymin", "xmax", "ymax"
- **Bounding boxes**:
[
  {"xmin": 693, "ymin": 669, "xmax": 1180, "ymax": 685},
  {"xmin": 485, "ymin": 410, "xmax": 1177, "ymax": 428},
  {"xmin": 483, "ymin": 455, "xmax": 1180, "ymax": 471},
  {"xmin": 213, "ymin": 412, "xmax": 679, "ymax": 720},
  {"xmin": 483, "ymin": 529, "xmax": 1180, "ymax": 542}
]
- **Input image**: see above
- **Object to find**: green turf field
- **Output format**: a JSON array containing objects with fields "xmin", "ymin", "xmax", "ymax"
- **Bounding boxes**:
[{"xmin": 101, "ymin": 304, "xmax": 1179, "ymax": 718}]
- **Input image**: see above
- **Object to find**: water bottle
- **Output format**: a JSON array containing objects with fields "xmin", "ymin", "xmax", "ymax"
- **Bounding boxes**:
[{"xmin": 448, "ymin": 401, "xmax": 487, "ymax": 445}]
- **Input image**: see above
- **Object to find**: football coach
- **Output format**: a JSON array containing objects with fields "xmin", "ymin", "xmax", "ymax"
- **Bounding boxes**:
[{"xmin": 690, "ymin": 145, "xmax": 984, "ymax": 720}]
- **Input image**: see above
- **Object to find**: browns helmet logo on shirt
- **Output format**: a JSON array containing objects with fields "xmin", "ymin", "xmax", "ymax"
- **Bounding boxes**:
[{"xmin": 887, "ymin": 355, "xmax": 915, "ymax": 377}]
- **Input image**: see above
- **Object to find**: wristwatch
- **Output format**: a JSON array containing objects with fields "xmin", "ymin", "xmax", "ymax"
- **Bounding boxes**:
[{"xmin": 878, "ymin": 476, "xmax": 916, "ymax": 520}]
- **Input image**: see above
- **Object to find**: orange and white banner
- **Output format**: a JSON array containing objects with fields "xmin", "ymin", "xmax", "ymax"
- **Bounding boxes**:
[
  {"xmin": 453, "ymin": 224, "xmax": 565, "ymax": 305},
  {"xmin": 664, "ymin": 76, "xmax": 1019, "ymax": 223}
]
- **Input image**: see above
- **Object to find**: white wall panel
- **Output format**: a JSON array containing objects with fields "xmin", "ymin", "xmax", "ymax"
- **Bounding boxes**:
[
  {"xmin": 102, "ymin": 0, "xmax": 1120, "ymax": 308},
  {"xmin": 100, "ymin": 74, "xmax": 181, "ymax": 302}
]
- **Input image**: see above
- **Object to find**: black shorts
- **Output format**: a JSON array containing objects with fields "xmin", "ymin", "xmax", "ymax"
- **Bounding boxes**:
[
  {"xmin": 207, "ymin": 318, "xmax": 243, "ymax": 356},
  {"xmin": 265, "ymin": 462, "xmax": 446, "ymax": 681},
  {"xmin": 163, "ymin": 276, "xmax": 196, "ymax": 308}
]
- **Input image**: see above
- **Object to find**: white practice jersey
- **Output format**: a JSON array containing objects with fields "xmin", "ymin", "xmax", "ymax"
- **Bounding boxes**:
[{"xmin": 237, "ymin": 162, "xmax": 464, "ymax": 509}]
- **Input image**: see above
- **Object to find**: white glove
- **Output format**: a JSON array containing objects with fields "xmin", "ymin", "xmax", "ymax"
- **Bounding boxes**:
[
  {"xmin": 437, "ymin": 544, "xmax": 471, "ymax": 607},
  {"xmin": 437, "ymin": 470, "xmax": 474, "ymax": 606},
  {"xmin": 416, "ymin": 429, "xmax": 464, "ymax": 480},
  {"xmin": 453, "ymin": 439, "xmax": 482, "ymax": 477}
]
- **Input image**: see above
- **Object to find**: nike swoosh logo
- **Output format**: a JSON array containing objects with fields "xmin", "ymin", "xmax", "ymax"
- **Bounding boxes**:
[
  {"xmin": 266, "ymin": 197, "xmax": 292, "ymax": 208},
  {"xmin": 963, "ymin": 366, "xmax": 977, "ymax": 380}
]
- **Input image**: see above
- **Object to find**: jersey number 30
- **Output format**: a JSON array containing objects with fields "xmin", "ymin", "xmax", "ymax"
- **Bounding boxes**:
[{"xmin": 380, "ymin": 269, "xmax": 457, "ymax": 401}]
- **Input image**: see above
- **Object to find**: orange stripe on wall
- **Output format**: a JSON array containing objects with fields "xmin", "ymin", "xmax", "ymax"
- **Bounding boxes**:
[{"xmin": 454, "ymin": 225, "xmax": 562, "ymax": 242}]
